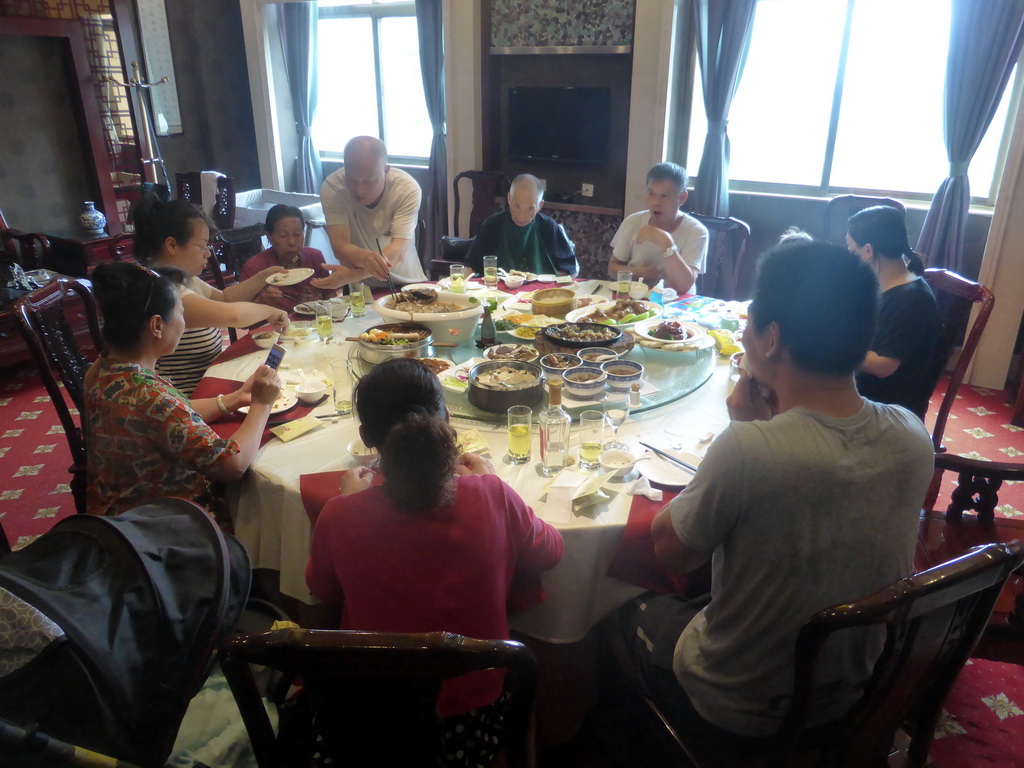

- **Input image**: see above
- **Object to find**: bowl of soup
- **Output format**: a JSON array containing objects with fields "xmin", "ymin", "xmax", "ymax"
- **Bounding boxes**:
[{"xmin": 601, "ymin": 359, "xmax": 644, "ymax": 393}]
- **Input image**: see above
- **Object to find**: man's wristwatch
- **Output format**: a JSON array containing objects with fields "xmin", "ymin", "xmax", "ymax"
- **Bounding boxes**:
[{"xmin": 662, "ymin": 244, "xmax": 679, "ymax": 260}]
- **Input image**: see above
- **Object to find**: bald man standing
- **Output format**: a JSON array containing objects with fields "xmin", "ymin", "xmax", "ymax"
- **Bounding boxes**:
[{"xmin": 314, "ymin": 136, "xmax": 427, "ymax": 288}]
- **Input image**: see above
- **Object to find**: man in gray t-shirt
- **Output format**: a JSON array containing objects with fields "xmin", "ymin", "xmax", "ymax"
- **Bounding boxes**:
[{"xmin": 619, "ymin": 240, "xmax": 935, "ymax": 744}]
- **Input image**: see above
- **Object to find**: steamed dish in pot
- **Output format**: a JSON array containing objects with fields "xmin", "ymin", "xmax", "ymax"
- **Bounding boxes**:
[{"xmin": 476, "ymin": 366, "xmax": 538, "ymax": 388}]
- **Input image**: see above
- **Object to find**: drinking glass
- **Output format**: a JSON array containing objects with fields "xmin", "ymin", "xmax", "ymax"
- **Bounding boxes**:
[
  {"xmin": 483, "ymin": 255, "xmax": 499, "ymax": 289},
  {"xmin": 507, "ymin": 405, "xmax": 532, "ymax": 464},
  {"xmin": 349, "ymin": 282, "xmax": 366, "ymax": 318},
  {"xmin": 603, "ymin": 394, "xmax": 631, "ymax": 450},
  {"xmin": 314, "ymin": 302, "xmax": 333, "ymax": 343},
  {"xmin": 578, "ymin": 410, "xmax": 604, "ymax": 471},
  {"xmin": 329, "ymin": 358, "xmax": 354, "ymax": 417},
  {"xmin": 449, "ymin": 264, "xmax": 465, "ymax": 293},
  {"xmin": 616, "ymin": 270, "xmax": 633, "ymax": 301}
]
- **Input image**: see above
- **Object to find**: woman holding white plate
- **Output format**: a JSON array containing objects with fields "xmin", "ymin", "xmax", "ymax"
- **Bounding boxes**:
[{"xmin": 133, "ymin": 195, "xmax": 290, "ymax": 395}]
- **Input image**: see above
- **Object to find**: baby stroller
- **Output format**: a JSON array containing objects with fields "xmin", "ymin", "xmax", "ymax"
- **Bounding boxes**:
[{"xmin": 0, "ymin": 498, "xmax": 251, "ymax": 767}]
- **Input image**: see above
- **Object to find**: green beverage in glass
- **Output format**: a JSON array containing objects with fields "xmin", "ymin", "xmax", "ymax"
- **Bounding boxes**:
[
  {"xmin": 349, "ymin": 282, "xmax": 366, "ymax": 317},
  {"xmin": 578, "ymin": 409, "xmax": 604, "ymax": 470},
  {"xmin": 483, "ymin": 255, "xmax": 498, "ymax": 289},
  {"xmin": 315, "ymin": 304, "xmax": 333, "ymax": 342},
  {"xmin": 507, "ymin": 405, "xmax": 532, "ymax": 464},
  {"xmin": 450, "ymin": 264, "xmax": 465, "ymax": 293}
]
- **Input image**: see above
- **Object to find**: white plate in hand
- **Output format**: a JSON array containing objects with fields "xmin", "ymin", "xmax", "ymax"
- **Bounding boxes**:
[
  {"xmin": 266, "ymin": 268, "xmax": 315, "ymax": 286},
  {"xmin": 636, "ymin": 446, "xmax": 702, "ymax": 489},
  {"xmin": 236, "ymin": 391, "xmax": 298, "ymax": 415}
]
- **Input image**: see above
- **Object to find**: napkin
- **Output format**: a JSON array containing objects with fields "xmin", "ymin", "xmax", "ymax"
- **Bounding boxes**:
[
  {"xmin": 626, "ymin": 475, "xmax": 662, "ymax": 501},
  {"xmin": 457, "ymin": 429, "xmax": 490, "ymax": 455},
  {"xmin": 606, "ymin": 493, "xmax": 712, "ymax": 596},
  {"xmin": 572, "ymin": 470, "xmax": 612, "ymax": 514},
  {"xmin": 300, "ymin": 470, "xmax": 347, "ymax": 524}
]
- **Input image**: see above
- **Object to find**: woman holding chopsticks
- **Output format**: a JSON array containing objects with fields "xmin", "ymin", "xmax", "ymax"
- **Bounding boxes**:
[{"xmin": 133, "ymin": 194, "xmax": 289, "ymax": 396}]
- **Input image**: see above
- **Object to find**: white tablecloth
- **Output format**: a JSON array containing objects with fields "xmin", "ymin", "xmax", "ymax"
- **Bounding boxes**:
[{"xmin": 210, "ymin": 302, "xmax": 731, "ymax": 643}]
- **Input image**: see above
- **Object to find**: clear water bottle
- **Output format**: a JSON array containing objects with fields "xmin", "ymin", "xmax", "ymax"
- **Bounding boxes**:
[{"xmin": 539, "ymin": 379, "xmax": 571, "ymax": 476}]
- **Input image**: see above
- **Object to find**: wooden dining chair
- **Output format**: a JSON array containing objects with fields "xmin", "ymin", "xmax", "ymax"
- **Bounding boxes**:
[
  {"xmin": 690, "ymin": 214, "xmax": 751, "ymax": 300},
  {"xmin": 220, "ymin": 628, "xmax": 538, "ymax": 768},
  {"xmin": 628, "ymin": 541, "xmax": 1024, "ymax": 768},
  {"xmin": 14, "ymin": 278, "xmax": 104, "ymax": 514},
  {"xmin": 430, "ymin": 170, "xmax": 511, "ymax": 279},
  {"xmin": 922, "ymin": 268, "xmax": 996, "ymax": 510}
]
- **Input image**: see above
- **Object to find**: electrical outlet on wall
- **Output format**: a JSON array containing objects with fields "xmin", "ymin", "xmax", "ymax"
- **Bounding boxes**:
[{"xmin": 581, "ymin": 183, "xmax": 594, "ymax": 197}]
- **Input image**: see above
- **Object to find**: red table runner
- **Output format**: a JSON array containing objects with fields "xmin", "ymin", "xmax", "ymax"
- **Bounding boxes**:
[{"xmin": 192, "ymin": 376, "xmax": 323, "ymax": 446}]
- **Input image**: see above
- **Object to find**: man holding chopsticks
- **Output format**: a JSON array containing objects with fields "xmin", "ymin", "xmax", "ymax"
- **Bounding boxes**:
[{"xmin": 315, "ymin": 135, "xmax": 427, "ymax": 288}]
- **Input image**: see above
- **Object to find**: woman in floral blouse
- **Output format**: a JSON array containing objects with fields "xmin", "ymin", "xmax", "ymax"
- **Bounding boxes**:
[{"xmin": 84, "ymin": 262, "xmax": 282, "ymax": 516}]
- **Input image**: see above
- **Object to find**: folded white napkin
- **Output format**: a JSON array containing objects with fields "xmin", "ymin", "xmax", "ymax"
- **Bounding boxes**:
[{"xmin": 626, "ymin": 475, "xmax": 662, "ymax": 501}]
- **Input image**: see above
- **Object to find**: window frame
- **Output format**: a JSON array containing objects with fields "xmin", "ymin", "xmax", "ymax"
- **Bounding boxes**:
[
  {"xmin": 673, "ymin": 0, "xmax": 1023, "ymax": 209},
  {"xmin": 316, "ymin": 0, "xmax": 428, "ymax": 165}
]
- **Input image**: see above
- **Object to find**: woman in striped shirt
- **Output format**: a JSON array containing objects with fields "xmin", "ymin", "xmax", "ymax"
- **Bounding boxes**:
[{"xmin": 132, "ymin": 196, "xmax": 289, "ymax": 395}]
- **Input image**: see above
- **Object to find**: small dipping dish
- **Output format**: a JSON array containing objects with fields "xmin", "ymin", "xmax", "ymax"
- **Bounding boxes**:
[
  {"xmin": 599, "ymin": 449, "xmax": 639, "ymax": 478},
  {"xmin": 347, "ymin": 438, "xmax": 379, "ymax": 467},
  {"xmin": 252, "ymin": 330, "xmax": 280, "ymax": 349},
  {"xmin": 601, "ymin": 359, "xmax": 644, "ymax": 393}
]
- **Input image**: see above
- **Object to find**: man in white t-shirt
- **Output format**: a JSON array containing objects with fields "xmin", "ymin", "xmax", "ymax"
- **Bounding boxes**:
[
  {"xmin": 609, "ymin": 162, "xmax": 708, "ymax": 294},
  {"xmin": 314, "ymin": 136, "xmax": 427, "ymax": 287},
  {"xmin": 615, "ymin": 241, "xmax": 935, "ymax": 753}
]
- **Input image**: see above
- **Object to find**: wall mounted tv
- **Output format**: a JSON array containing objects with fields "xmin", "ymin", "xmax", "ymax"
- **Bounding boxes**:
[{"xmin": 507, "ymin": 87, "xmax": 611, "ymax": 165}]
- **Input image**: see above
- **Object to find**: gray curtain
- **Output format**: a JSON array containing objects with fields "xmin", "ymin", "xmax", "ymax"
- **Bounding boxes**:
[
  {"xmin": 416, "ymin": 0, "xmax": 448, "ymax": 266},
  {"xmin": 917, "ymin": 0, "xmax": 1024, "ymax": 272},
  {"xmin": 688, "ymin": 0, "xmax": 757, "ymax": 218},
  {"xmin": 279, "ymin": 2, "xmax": 323, "ymax": 194}
]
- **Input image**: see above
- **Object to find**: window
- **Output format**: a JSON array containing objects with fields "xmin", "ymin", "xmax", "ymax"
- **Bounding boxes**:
[
  {"xmin": 314, "ymin": 0, "xmax": 432, "ymax": 162},
  {"xmin": 683, "ymin": 0, "xmax": 1019, "ymax": 204}
]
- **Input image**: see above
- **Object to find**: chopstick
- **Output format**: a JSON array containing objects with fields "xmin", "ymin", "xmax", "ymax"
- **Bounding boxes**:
[
  {"xmin": 253, "ymin": 253, "xmax": 301, "ymax": 300},
  {"xmin": 638, "ymin": 442, "xmax": 700, "ymax": 473},
  {"xmin": 376, "ymin": 237, "xmax": 399, "ymax": 299}
]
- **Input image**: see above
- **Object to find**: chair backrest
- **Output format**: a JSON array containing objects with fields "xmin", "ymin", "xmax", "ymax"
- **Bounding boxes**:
[
  {"xmin": 1, "ymin": 227, "xmax": 51, "ymax": 272},
  {"xmin": 776, "ymin": 541, "xmax": 1024, "ymax": 767},
  {"xmin": 14, "ymin": 278, "xmax": 104, "ymax": 514},
  {"xmin": 822, "ymin": 194, "xmax": 907, "ymax": 246},
  {"xmin": 175, "ymin": 171, "xmax": 203, "ymax": 206},
  {"xmin": 220, "ymin": 628, "xmax": 537, "ymax": 768},
  {"xmin": 106, "ymin": 232, "xmax": 134, "ymax": 264},
  {"xmin": 453, "ymin": 170, "xmax": 510, "ymax": 237},
  {"xmin": 690, "ymin": 214, "xmax": 751, "ymax": 300},
  {"xmin": 923, "ymin": 268, "xmax": 994, "ymax": 452}
]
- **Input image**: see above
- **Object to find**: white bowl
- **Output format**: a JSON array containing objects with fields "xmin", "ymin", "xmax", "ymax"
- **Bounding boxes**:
[
  {"xmin": 601, "ymin": 359, "xmax": 644, "ymax": 392},
  {"xmin": 374, "ymin": 290, "xmax": 484, "ymax": 345},
  {"xmin": 599, "ymin": 449, "xmax": 638, "ymax": 478},
  {"xmin": 252, "ymin": 330, "xmax": 280, "ymax": 349},
  {"xmin": 563, "ymin": 367, "xmax": 607, "ymax": 399},
  {"xmin": 503, "ymin": 276, "xmax": 525, "ymax": 289},
  {"xmin": 628, "ymin": 281, "xmax": 649, "ymax": 300},
  {"xmin": 347, "ymin": 438, "xmax": 379, "ymax": 467},
  {"xmin": 295, "ymin": 381, "xmax": 327, "ymax": 404}
]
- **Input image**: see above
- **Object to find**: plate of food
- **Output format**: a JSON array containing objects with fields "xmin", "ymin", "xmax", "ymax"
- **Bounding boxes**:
[
  {"xmin": 565, "ymin": 299, "xmax": 663, "ymax": 328},
  {"xmin": 416, "ymin": 358, "xmax": 454, "ymax": 375},
  {"xmin": 266, "ymin": 268, "xmax": 315, "ymax": 286},
  {"xmin": 437, "ymin": 276, "xmax": 484, "ymax": 291},
  {"xmin": 632, "ymin": 318, "xmax": 707, "ymax": 345},
  {"xmin": 279, "ymin": 322, "xmax": 315, "ymax": 340},
  {"xmin": 237, "ymin": 390, "xmax": 298, "ymax": 415},
  {"xmin": 483, "ymin": 344, "xmax": 540, "ymax": 363},
  {"xmin": 438, "ymin": 358, "xmax": 485, "ymax": 392}
]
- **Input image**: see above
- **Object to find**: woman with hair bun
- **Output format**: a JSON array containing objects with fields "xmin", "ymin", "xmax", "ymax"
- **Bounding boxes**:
[
  {"xmin": 306, "ymin": 358, "xmax": 563, "ymax": 765},
  {"xmin": 846, "ymin": 205, "xmax": 940, "ymax": 419},
  {"xmin": 85, "ymin": 262, "xmax": 282, "ymax": 517},
  {"xmin": 131, "ymin": 195, "xmax": 290, "ymax": 396}
]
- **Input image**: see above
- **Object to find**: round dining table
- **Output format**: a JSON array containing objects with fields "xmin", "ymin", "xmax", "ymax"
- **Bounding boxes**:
[{"xmin": 204, "ymin": 280, "xmax": 734, "ymax": 644}]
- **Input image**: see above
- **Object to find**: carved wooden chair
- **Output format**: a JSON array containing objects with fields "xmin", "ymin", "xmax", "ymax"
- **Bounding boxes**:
[
  {"xmin": 220, "ymin": 628, "xmax": 538, "ymax": 768},
  {"xmin": 922, "ymin": 268, "xmax": 996, "ymax": 511},
  {"xmin": 821, "ymin": 194, "xmax": 907, "ymax": 246},
  {"xmin": 1, "ymin": 226, "xmax": 52, "ymax": 272},
  {"xmin": 691, "ymin": 214, "xmax": 751, "ymax": 300},
  {"xmin": 14, "ymin": 278, "xmax": 104, "ymax": 514},
  {"xmin": 630, "ymin": 541, "xmax": 1024, "ymax": 768},
  {"xmin": 430, "ymin": 170, "xmax": 510, "ymax": 280}
]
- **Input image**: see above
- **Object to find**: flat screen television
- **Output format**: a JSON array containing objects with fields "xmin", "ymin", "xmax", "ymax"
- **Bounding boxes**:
[{"xmin": 507, "ymin": 87, "xmax": 611, "ymax": 165}]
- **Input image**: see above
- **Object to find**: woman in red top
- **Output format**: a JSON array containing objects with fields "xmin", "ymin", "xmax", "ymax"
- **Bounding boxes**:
[{"xmin": 306, "ymin": 358, "xmax": 563, "ymax": 766}]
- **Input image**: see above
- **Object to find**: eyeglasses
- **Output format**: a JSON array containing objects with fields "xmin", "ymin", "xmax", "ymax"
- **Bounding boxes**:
[{"xmin": 194, "ymin": 242, "xmax": 214, "ymax": 254}]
